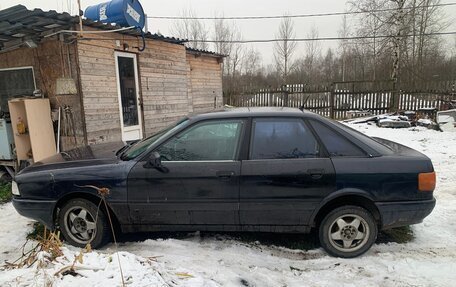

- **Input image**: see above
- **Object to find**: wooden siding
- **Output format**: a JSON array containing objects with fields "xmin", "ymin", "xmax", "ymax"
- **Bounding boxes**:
[
  {"xmin": 76, "ymin": 37, "xmax": 121, "ymax": 144},
  {"xmin": 138, "ymin": 41, "xmax": 191, "ymax": 136},
  {"xmin": 187, "ymin": 54, "xmax": 223, "ymax": 113},
  {"xmin": 77, "ymin": 28, "xmax": 224, "ymax": 143}
]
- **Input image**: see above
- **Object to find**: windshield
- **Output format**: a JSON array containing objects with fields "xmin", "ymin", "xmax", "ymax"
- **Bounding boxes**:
[{"xmin": 121, "ymin": 118, "xmax": 189, "ymax": 160}]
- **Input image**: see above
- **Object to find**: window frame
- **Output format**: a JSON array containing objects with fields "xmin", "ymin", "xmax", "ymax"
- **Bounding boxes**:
[
  {"xmin": 152, "ymin": 118, "xmax": 247, "ymax": 163},
  {"xmin": 306, "ymin": 119, "xmax": 370, "ymax": 158},
  {"xmin": 248, "ymin": 117, "xmax": 327, "ymax": 161}
]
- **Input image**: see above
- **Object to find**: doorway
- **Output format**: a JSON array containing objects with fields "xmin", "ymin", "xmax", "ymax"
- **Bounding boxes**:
[{"xmin": 115, "ymin": 52, "xmax": 143, "ymax": 142}]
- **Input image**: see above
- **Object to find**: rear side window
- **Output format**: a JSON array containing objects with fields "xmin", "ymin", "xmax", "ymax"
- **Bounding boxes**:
[
  {"xmin": 250, "ymin": 118, "xmax": 319, "ymax": 160},
  {"xmin": 309, "ymin": 120, "xmax": 366, "ymax": 157}
]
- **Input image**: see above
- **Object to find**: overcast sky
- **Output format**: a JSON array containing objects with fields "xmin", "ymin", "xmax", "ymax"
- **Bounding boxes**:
[{"xmin": 2, "ymin": 0, "xmax": 456, "ymax": 65}]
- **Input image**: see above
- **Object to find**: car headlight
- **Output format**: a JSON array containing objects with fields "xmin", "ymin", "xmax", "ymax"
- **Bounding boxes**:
[{"xmin": 11, "ymin": 181, "xmax": 20, "ymax": 196}]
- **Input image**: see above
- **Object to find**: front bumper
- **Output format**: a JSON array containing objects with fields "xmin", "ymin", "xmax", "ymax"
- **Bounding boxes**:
[
  {"xmin": 12, "ymin": 197, "xmax": 57, "ymax": 229},
  {"xmin": 376, "ymin": 197, "xmax": 436, "ymax": 229}
]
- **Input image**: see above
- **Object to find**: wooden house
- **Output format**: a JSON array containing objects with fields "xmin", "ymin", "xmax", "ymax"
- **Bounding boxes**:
[{"xmin": 0, "ymin": 5, "xmax": 224, "ymax": 151}]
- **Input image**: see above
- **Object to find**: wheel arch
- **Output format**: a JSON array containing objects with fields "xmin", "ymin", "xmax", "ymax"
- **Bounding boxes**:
[
  {"xmin": 54, "ymin": 192, "xmax": 120, "ymax": 229},
  {"xmin": 311, "ymin": 189, "xmax": 382, "ymax": 228}
]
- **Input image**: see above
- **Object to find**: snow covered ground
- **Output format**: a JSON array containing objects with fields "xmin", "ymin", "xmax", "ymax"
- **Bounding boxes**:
[{"xmin": 1, "ymin": 123, "xmax": 456, "ymax": 287}]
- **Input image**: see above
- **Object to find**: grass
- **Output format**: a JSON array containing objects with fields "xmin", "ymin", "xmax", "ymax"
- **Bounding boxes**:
[
  {"xmin": 0, "ymin": 182, "xmax": 12, "ymax": 203},
  {"xmin": 27, "ymin": 222, "xmax": 46, "ymax": 241}
]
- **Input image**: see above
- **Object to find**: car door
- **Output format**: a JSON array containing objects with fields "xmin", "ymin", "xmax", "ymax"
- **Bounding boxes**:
[
  {"xmin": 128, "ymin": 118, "xmax": 246, "ymax": 226},
  {"xmin": 240, "ymin": 117, "xmax": 336, "ymax": 226}
]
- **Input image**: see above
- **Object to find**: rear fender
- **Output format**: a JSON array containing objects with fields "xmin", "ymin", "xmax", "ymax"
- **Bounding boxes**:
[{"xmin": 309, "ymin": 188, "xmax": 377, "ymax": 227}]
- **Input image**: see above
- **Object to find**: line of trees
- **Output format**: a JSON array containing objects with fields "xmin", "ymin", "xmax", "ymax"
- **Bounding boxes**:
[{"xmin": 171, "ymin": 1, "xmax": 456, "ymax": 99}]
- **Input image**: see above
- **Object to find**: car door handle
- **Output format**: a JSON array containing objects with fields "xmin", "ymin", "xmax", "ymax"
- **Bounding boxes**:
[
  {"xmin": 216, "ymin": 171, "xmax": 235, "ymax": 180},
  {"xmin": 307, "ymin": 168, "xmax": 325, "ymax": 179}
]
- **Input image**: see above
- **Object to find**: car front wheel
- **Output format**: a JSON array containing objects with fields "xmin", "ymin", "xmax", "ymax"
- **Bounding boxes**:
[
  {"xmin": 58, "ymin": 198, "xmax": 111, "ymax": 248},
  {"xmin": 319, "ymin": 206, "xmax": 377, "ymax": 258}
]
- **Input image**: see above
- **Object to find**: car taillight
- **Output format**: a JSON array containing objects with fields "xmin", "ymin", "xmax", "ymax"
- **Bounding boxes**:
[{"xmin": 418, "ymin": 172, "xmax": 436, "ymax": 192}]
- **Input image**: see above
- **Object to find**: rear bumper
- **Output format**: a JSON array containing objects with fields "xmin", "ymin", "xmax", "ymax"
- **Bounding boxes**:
[
  {"xmin": 12, "ymin": 197, "xmax": 57, "ymax": 229},
  {"xmin": 376, "ymin": 197, "xmax": 436, "ymax": 229}
]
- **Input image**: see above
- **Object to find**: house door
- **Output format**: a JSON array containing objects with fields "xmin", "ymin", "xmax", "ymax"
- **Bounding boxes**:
[{"xmin": 115, "ymin": 52, "xmax": 143, "ymax": 142}]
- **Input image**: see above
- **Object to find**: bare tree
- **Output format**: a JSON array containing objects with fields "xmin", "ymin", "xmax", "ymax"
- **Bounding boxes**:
[
  {"xmin": 348, "ymin": 0, "xmax": 449, "ymax": 83},
  {"xmin": 304, "ymin": 25, "xmax": 321, "ymax": 68},
  {"xmin": 212, "ymin": 17, "xmax": 246, "ymax": 101},
  {"xmin": 243, "ymin": 47, "xmax": 262, "ymax": 76},
  {"xmin": 171, "ymin": 9, "xmax": 209, "ymax": 50},
  {"xmin": 338, "ymin": 15, "xmax": 351, "ymax": 81},
  {"xmin": 321, "ymin": 48, "xmax": 338, "ymax": 82},
  {"xmin": 273, "ymin": 16, "xmax": 297, "ymax": 85},
  {"xmin": 213, "ymin": 18, "xmax": 244, "ymax": 77},
  {"xmin": 303, "ymin": 24, "xmax": 322, "ymax": 83}
]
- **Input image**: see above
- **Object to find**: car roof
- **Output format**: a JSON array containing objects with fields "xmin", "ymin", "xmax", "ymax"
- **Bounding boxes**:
[{"xmin": 189, "ymin": 107, "xmax": 321, "ymax": 120}]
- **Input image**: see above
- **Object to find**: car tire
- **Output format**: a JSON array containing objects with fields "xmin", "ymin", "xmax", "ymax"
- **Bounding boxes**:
[
  {"xmin": 319, "ymin": 205, "xmax": 377, "ymax": 258},
  {"xmin": 58, "ymin": 198, "xmax": 111, "ymax": 248}
]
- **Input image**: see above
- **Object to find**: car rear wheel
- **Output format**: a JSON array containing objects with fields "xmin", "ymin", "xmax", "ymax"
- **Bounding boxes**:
[
  {"xmin": 58, "ymin": 199, "xmax": 111, "ymax": 248},
  {"xmin": 319, "ymin": 206, "xmax": 377, "ymax": 258}
]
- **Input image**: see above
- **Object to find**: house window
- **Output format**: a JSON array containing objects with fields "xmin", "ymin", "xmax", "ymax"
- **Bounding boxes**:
[{"xmin": 0, "ymin": 67, "xmax": 36, "ymax": 113}]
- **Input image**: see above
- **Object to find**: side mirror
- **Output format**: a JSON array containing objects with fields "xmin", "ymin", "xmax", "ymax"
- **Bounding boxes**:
[{"xmin": 143, "ymin": 152, "xmax": 168, "ymax": 173}]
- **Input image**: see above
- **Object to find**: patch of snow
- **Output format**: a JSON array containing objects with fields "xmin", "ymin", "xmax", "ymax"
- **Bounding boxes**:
[
  {"xmin": 1, "ymin": 124, "xmax": 456, "ymax": 286},
  {"xmin": 417, "ymin": 118, "xmax": 432, "ymax": 125}
]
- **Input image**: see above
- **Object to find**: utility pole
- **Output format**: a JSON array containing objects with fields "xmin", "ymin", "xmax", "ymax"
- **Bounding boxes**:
[{"xmin": 77, "ymin": 0, "xmax": 84, "ymax": 37}]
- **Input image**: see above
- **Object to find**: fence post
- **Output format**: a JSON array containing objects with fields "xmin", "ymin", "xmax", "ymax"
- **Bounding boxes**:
[
  {"xmin": 390, "ymin": 81, "xmax": 400, "ymax": 112},
  {"xmin": 268, "ymin": 89, "xmax": 273, "ymax": 106},
  {"xmin": 281, "ymin": 85, "xmax": 289, "ymax": 107},
  {"xmin": 330, "ymin": 83, "xmax": 335, "ymax": 119}
]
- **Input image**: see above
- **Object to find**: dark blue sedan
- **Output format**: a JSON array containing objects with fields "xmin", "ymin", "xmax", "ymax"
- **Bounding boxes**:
[{"xmin": 12, "ymin": 108, "xmax": 436, "ymax": 258}]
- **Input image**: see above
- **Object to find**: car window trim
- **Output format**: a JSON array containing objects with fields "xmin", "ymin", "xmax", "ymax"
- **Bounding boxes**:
[
  {"xmin": 160, "ymin": 160, "xmax": 239, "ymax": 163},
  {"xmin": 248, "ymin": 117, "xmax": 325, "ymax": 160},
  {"xmin": 150, "ymin": 118, "xmax": 248, "ymax": 162}
]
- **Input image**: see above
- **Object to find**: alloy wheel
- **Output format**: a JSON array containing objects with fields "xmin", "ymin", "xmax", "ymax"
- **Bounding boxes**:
[
  {"xmin": 63, "ymin": 206, "xmax": 97, "ymax": 244},
  {"xmin": 328, "ymin": 214, "xmax": 370, "ymax": 252}
]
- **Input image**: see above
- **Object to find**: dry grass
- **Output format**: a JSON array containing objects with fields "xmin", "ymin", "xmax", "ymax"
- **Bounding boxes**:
[{"xmin": 3, "ymin": 227, "xmax": 62, "ymax": 270}]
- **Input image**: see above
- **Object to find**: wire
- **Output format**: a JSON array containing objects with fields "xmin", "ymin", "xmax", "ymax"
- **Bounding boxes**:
[
  {"xmin": 147, "ymin": 2, "xmax": 456, "ymax": 20},
  {"xmin": 44, "ymin": 26, "xmax": 136, "ymax": 38},
  {"xmin": 185, "ymin": 31, "xmax": 456, "ymax": 44},
  {"xmin": 76, "ymin": 31, "xmax": 456, "ymax": 44}
]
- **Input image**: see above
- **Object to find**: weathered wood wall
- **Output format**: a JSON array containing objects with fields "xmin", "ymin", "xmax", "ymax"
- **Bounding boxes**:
[
  {"xmin": 187, "ymin": 54, "xmax": 223, "ymax": 113},
  {"xmin": 0, "ymin": 40, "xmax": 86, "ymax": 150},
  {"xmin": 138, "ymin": 40, "xmax": 191, "ymax": 136},
  {"xmin": 77, "ymin": 28, "xmax": 223, "ymax": 144},
  {"xmin": 76, "ymin": 35, "xmax": 121, "ymax": 144}
]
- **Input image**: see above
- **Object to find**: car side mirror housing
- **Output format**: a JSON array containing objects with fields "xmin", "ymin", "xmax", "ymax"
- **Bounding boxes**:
[{"xmin": 143, "ymin": 152, "xmax": 168, "ymax": 173}]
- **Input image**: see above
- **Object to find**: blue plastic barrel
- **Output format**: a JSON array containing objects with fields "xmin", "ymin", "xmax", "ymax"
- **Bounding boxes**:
[{"xmin": 84, "ymin": 0, "xmax": 145, "ymax": 29}]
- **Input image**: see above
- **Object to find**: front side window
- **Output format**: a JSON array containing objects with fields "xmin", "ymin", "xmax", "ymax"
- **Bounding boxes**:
[
  {"xmin": 250, "ymin": 118, "xmax": 319, "ymax": 160},
  {"xmin": 121, "ymin": 118, "xmax": 188, "ymax": 160},
  {"xmin": 157, "ymin": 120, "xmax": 244, "ymax": 161}
]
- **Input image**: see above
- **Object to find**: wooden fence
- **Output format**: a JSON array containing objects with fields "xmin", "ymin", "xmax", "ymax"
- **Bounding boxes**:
[{"xmin": 226, "ymin": 81, "xmax": 456, "ymax": 119}]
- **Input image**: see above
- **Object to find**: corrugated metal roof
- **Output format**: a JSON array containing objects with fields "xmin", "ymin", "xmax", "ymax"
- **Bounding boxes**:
[
  {"xmin": 0, "ymin": 5, "xmax": 222, "ymax": 57},
  {"xmin": 0, "ymin": 5, "xmax": 186, "ymax": 52},
  {"xmin": 186, "ymin": 47, "xmax": 226, "ymax": 58},
  {"xmin": 0, "ymin": 5, "xmax": 76, "ymax": 49}
]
